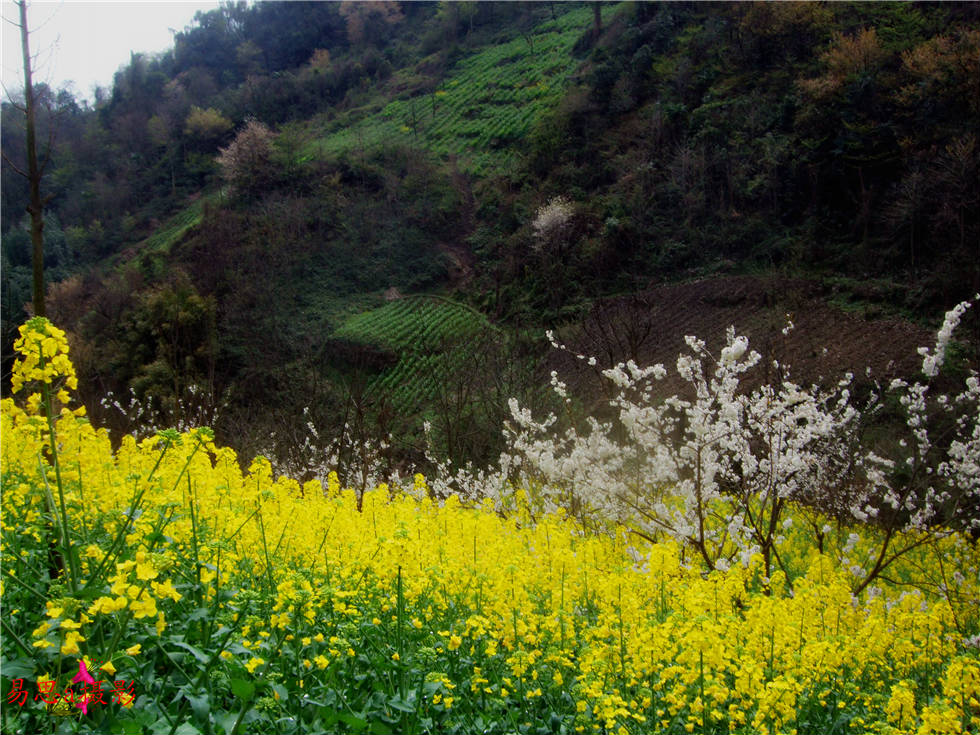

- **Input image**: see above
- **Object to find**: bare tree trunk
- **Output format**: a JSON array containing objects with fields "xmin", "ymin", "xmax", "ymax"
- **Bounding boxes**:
[{"xmin": 18, "ymin": 0, "xmax": 46, "ymax": 317}]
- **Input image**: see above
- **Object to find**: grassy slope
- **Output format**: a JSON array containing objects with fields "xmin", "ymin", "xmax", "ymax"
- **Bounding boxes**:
[
  {"xmin": 306, "ymin": 4, "xmax": 618, "ymax": 175},
  {"xmin": 137, "ymin": 198, "xmax": 209, "ymax": 256}
]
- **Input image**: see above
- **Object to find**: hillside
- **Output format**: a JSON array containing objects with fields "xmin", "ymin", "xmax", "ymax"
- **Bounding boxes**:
[
  {"xmin": 2, "ymin": 1, "xmax": 978, "ymax": 474},
  {"xmin": 310, "ymin": 4, "xmax": 618, "ymax": 175},
  {"xmin": 549, "ymin": 275, "xmax": 938, "ymax": 402}
]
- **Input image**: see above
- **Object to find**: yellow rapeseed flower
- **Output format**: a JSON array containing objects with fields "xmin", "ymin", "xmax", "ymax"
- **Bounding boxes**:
[
  {"xmin": 10, "ymin": 318, "xmax": 78, "ymax": 396},
  {"xmin": 60, "ymin": 631, "xmax": 85, "ymax": 655},
  {"xmin": 3, "ymin": 326, "xmax": 979, "ymax": 735},
  {"xmin": 135, "ymin": 554, "xmax": 159, "ymax": 581},
  {"xmin": 151, "ymin": 579, "xmax": 182, "ymax": 602},
  {"xmin": 129, "ymin": 594, "xmax": 157, "ymax": 619},
  {"xmin": 32, "ymin": 621, "xmax": 50, "ymax": 638}
]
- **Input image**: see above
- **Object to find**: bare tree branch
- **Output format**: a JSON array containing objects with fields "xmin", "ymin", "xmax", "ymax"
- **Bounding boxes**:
[{"xmin": 1, "ymin": 151, "xmax": 29, "ymax": 179}]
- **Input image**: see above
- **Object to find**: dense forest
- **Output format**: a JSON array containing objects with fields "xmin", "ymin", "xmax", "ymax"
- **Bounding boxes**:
[{"xmin": 3, "ymin": 0, "xmax": 979, "ymax": 475}]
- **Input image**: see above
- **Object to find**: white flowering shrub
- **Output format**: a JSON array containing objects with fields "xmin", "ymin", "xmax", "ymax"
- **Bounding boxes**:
[
  {"xmin": 531, "ymin": 195, "xmax": 574, "ymax": 248},
  {"xmin": 269, "ymin": 406, "xmax": 404, "ymax": 508},
  {"xmin": 100, "ymin": 384, "xmax": 228, "ymax": 440},
  {"xmin": 501, "ymin": 298, "xmax": 979, "ymax": 591},
  {"xmin": 216, "ymin": 118, "xmax": 276, "ymax": 197}
]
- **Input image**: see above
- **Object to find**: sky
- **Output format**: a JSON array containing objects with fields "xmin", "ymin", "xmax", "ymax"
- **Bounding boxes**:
[{"xmin": 2, "ymin": 0, "xmax": 221, "ymax": 104}]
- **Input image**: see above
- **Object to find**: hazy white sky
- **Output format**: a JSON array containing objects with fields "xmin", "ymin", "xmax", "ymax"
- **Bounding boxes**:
[{"xmin": 2, "ymin": 0, "xmax": 221, "ymax": 104}]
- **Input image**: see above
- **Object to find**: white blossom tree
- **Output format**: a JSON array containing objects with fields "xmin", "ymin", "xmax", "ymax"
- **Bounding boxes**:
[
  {"xmin": 531, "ymin": 195, "xmax": 574, "ymax": 252},
  {"xmin": 216, "ymin": 118, "xmax": 276, "ymax": 198},
  {"xmin": 500, "ymin": 298, "xmax": 979, "ymax": 592}
]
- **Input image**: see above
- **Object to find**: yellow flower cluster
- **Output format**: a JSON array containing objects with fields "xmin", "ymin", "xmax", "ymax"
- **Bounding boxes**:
[
  {"xmin": 10, "ymin": 317, "xmax": 81, "ymax": 411},
  {"xmin": 2, "ymin": 320, "xmax": 978, "ymax": 734},
  {"xmin": 916, "ymin": 657, "xmax": 980, "ymax": 734}
]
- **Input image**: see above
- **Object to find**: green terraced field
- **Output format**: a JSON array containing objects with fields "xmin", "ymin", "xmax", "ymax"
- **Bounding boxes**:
[
  {"xmin": 309, "ymin": 4, "xmax": 619, "ymax": 174},
  {"xmin": 334, "ymin": 295, "xmax": 497, "ymax": 410}
]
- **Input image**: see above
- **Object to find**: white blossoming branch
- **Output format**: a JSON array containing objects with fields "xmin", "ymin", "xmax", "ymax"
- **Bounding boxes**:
[{"xmin": 504, "ymin": 299, "xmax": 979, "ymax": 592}]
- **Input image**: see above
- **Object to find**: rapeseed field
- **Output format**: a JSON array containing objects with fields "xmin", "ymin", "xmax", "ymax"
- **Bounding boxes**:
[{"xmin": 1, "ymin": 318, "xmax": 978, "ymax": 734}]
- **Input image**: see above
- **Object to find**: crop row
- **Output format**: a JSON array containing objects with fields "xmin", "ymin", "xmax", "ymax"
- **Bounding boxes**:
[
  {"xmin": 373, "ymin": 352, "xmax": 458, "ymax": 409},
  {"xmin": 334, "ymin": 297, "xmax": 494, "ymax": 413},
  {"xmin": 335, "ymin": 297, "xmax": 489, "ymax": 351},
  {"xmin": 309, "ymin": 4, "xmax": 617, "ymax": 174}
]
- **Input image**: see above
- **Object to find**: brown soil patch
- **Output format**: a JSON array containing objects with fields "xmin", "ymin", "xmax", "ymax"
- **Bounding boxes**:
[{"xmin": 549, "ymin": 275, "xmax": 941, "ymax": 404}]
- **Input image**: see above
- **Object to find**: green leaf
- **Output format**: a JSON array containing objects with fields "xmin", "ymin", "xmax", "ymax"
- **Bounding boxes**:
[
  {"xmin": 186, "ymin": 607, "xmax": 210, "ymax": 622},
  {"xmin": 338, "ymin": 712, "xmax": 367, "ymax": 732},
  {"xmin": 386, "ymin": 695, "xmax": 415, "ymax": 713},
  {"xmin": 1, "ymin": 658, "xmax": 36, "ymax": 679},
  {"xmin": 170, "ymin": 640, "xmax": 210, "ymax": 664},
  {"xmin": 120, "ymin": 720, "xmax": 144, "ymax": 735},
  {"xmin": 230, "ymin": 678, "xmax": 255, "ymax": 702},
  {"xmin": 316, "ymin": 708, "xmax": 339, "ymax": 728},
  {"xmin": 293, "ymin": 697, "xmax": 323, "ymax": 708},
  {"xmin": 269, "ymin": 682, "xmax": 288, "ymax": 703},
  {"xmin": 184, "ymin": 690, "xmax": 210, "ymax": 720},
  {"xmin": 174, "ymin": 723, "xmax": 202, "ymax": 735},
  {"xmin": 214, "ymin": 711, "xmax": 239, "ymax": 735}
]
